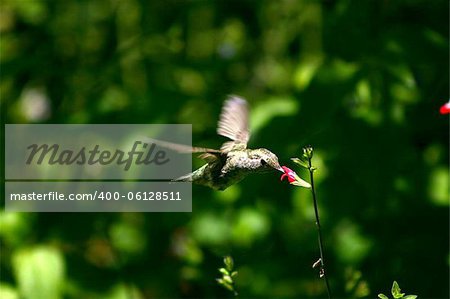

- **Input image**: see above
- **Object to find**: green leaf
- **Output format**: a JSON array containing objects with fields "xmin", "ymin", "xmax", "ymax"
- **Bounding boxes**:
[
  {"xmin": 223, "ymin": 283, "xmax": 234, "ymax": 292},
  {"xmin": 219, "ymin": 268, "xmax": 228, "ymax": 275},
  {"xmin": 223, "ymin": 256, "xmax": 234, "ymax": 272},
  {"xmin": 378, "ymin": 294, "xmax": 389, "ymax": 299},
  {"xmin": 403, "ymin": 295, "xmax": 417, "ymax": 299},
  {"xmin": 223, "ymin": 275, "xmax": 233, "ymax": 284},
  {"xmin": 291, "ymin": 157, "xmax": 309, "ymax": 169},
  {"xmin": 391, "ymin": 281, "xmax": 405, "ymax": 299}
]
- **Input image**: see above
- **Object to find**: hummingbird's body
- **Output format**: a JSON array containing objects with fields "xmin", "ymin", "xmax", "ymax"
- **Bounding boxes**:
[
  {"xmin": 176, "ymin": 148, "xmax": 281, "ymax": 190},
  {"xmin": 152, "ymin": 96, "xmax": 284, "ymax": 190}
]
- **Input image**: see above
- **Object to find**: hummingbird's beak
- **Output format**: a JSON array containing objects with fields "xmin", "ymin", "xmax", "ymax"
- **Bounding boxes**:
[{"xmin": 275, "ymin": 164, "xmax": 284, "ymax": 172}]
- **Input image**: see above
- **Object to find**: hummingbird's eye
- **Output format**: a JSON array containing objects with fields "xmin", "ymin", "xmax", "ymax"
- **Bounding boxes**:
[{"xmin": 260, "ymin": 159, "xmax": 267, "ymax": 166}]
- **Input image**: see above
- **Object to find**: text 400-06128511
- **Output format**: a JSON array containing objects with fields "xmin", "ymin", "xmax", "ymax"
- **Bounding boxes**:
[{"xmin": 126, "ymin": 191, "xmax": 181, "ymax": 201}]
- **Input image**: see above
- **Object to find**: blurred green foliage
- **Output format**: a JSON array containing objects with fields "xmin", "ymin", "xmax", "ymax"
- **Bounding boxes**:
[{"xmin": 1, "ymin": 0, "xmax": 448, "ymax": 298}]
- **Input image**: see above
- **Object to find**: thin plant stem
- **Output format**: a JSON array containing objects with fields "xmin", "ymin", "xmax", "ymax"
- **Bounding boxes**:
[{"xmin": 307, "ymin": 156, "xmax": 331, "ymax": 299}]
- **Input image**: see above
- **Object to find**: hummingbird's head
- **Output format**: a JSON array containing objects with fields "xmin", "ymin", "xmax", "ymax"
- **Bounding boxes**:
[{"xmin": 249, "ymin": 148, "xmax": 284, "ymax": 173}]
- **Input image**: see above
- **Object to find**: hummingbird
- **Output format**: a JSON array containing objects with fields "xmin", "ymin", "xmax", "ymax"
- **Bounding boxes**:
[{"xmin": 151, "ymin": 96, "xmax": 284, "ymax": 190}]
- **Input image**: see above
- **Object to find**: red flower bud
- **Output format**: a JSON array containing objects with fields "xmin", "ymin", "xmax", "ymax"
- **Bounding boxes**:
[{"xmin": 440, "ymin": 102, "xmax": 450, "ymax": 115}]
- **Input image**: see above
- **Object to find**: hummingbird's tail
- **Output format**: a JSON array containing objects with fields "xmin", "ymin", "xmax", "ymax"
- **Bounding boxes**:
[
  {"xmin": 172, "ymin": 164, "xmax": 208, "ymax": 183},
  {"xmin": 172, "ymin": 172, "xmax": 194, "ymax": 182}
]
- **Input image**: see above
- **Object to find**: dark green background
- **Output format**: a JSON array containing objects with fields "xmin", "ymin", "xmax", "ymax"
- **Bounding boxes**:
[{"xmin": 1, "ymin": 0, "xmax": 448, "ymax": 298}]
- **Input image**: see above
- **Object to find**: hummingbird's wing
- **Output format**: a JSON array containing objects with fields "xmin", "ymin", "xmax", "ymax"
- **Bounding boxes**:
[
  {"xmin": 143, "ymin": 137, "xmax": 222, "ymax": 162},
  {"xmin": 217, "ymin": 96, "xmax": 251, "ymax": 152}
]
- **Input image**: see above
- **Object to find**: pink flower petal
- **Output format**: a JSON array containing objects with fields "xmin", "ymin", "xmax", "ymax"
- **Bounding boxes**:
[{"xmin": 281, "ymin": 166, "xmax": 297, "ymax": 183}]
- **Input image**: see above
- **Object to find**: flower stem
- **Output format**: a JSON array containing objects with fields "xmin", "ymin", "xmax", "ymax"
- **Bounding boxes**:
[{"xmin": 307, "ymin": 154, "xmax": 331, "ymax": 299}]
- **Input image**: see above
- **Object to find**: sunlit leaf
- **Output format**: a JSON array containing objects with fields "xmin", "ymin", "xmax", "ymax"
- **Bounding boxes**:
[
  {"xmin": 335, "ymin": 221, "xmax": 372, "ymax": 264},
  {"xmin": 231, "ymin": 208, "xmax": 270, "ymax": 246},
  {"xmin": 12, "ymin": 246, "xmax": 65, "ymax": 299},
  {"xmin": 250, "ymin": 96, "xmax": 298, "ymax": 134},
  {"xmin": 192, "ymin": 213, "xmax": 229, "ymax": 245},
  {"xmin": 428, "ymin": 167, "xmax": 449, "ymax": 206},
  {"xmin": 110, "ymin": 222, "xmax": 147, "ymax": 256},
  {"xmin": 293, "ymin": 55, "xmax": 323, "ymax": 90},
  {"xmin": 0, "ymin": 284, "xmax": 19, "ymax": 299},
  {"xmin": 391, "ymin": 281, "xmax": 405, "ymax": 299}
]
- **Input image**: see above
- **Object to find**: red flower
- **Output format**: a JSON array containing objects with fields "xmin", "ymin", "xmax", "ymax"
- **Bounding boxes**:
[
  {"xmin": 280, "ymin": 166, "xmax": 297, "ymax": 183},
  {"xmin": 280, "ymin": 166, "xmax": 311, "ymax": 188},
  {"xmin": 440, "ymin": 101, "xmax": 450, "ymax": 115}
]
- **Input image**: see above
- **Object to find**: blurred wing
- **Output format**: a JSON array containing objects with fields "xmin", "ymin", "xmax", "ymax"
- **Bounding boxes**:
[
  {"xmin": 143, "ymin": 137, "xmax": 221, "ymax": 162},
  {"xmin": 217, "ymin": 95, "xmax": 250, "ymax": 151}
]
